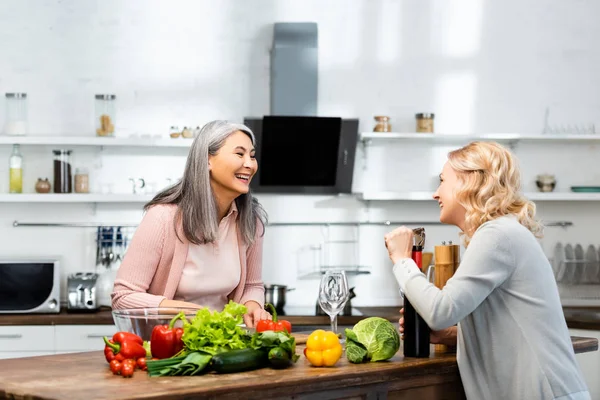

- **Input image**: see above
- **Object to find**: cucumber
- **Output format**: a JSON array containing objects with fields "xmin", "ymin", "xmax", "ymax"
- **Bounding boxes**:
[
  {"xmin": 268, "ymin": 347, "xmax": 291, "ymax": 369},
  {"xmin": 211, "ymin": 349, "xmax": 268, "ymax": 374}
]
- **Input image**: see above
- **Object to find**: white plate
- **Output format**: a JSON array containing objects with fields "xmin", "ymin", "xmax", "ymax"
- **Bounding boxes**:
[
  {"xmin": 574, "ymin": 244, "xmax": 584, "ymax": 284},
  {"xmin": 564, "ymin": 244, "xmax": 575, "ymax": 284},
  {"xmin": 553, "ymin": 242, "xmax": 565, "ymax": 282},
  {"xmin": 585, "ymin": 245, "xmax": 599, "ymax": 284}
]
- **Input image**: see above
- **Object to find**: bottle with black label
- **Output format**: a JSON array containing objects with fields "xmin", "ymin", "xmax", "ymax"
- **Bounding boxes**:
[{"xmin": 403, "ymin": 230, "xmax": 431, "ymax": 358}]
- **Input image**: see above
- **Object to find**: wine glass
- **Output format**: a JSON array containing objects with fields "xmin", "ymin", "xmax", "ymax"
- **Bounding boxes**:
[{"xmin": 318, "ymin": 270, "xmax": 349, "ymax": 335}]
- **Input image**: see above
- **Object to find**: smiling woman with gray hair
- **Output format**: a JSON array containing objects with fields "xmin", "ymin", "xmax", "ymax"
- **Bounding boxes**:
[{"xmin": 112, "ymin": 120, "xmax": 270, "ymax": 328}]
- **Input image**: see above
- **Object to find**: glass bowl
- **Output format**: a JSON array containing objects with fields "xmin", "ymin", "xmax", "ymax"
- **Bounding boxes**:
[{"xmin": 111, "ymin": 307, "xmax": 199, "ymax": 341}]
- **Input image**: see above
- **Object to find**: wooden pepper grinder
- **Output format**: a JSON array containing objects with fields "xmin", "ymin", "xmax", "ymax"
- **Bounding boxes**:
[{"xmin": 431, "ymin": 241, "xmax": 461, "ymax": 353}]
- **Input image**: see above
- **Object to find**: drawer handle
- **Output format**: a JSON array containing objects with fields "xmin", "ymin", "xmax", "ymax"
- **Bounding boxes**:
[
  {"xmin": 0, "ymin": 334, "xmax": 22, "ymax": 339},
  {"xmin": 86, "ymin": 334, "xmax": 108, "ymax": 339}
]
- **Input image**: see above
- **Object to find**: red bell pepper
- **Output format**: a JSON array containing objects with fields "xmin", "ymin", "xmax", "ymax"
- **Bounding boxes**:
[
  {"xmin": 112, "ymin": 331, "xmax": 143, "ymax": 345},
  {"xmin": 104, "ymin": 340, "xmax": 123, "ymax": 363},
  {"xmin": 256, "ymin": 303, "xmax": 292, "ymax": 334},
  {"xmin": 103, "ymin": 332, "xmax": 147, "ymax": 362},
  {"xmin": 150, "ymin": 311, "xmax": 189, "ymax": 359}
]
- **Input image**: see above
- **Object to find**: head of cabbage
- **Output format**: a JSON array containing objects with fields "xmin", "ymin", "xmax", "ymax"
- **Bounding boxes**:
[{"xmin": 345, "ymin": 317, "xmax": 400, "ymax": 363}]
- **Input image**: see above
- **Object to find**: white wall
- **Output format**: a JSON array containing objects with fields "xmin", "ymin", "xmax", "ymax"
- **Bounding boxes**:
[{"xmin": 0, "ymin": 0, "xmax": 599, "ymax": 307}]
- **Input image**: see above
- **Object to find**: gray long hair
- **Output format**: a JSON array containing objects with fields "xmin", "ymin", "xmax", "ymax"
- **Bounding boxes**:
[{"xmin": 144, "ymin": 120, "xmax": 267, "ymax": 245}]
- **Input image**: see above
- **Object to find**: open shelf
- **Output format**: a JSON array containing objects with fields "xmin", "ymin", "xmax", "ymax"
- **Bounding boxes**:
[
  {"xmin": 0, "ymin": 135, "xmax": 192, "ymax": 148},
  {"xmin": 357, "ymin": 191, "xmax": 600, "ymax": 201},
  {"xmin": 0, "ymin": 194, "xmax": 154, "ymax": 203},
  {"xmin": 298, "ymin": 267, "xmax": 371, "ymax": 280},
  {"xmin": 359, "ymin": 132, "xmax": 600, "ymax": 144}
]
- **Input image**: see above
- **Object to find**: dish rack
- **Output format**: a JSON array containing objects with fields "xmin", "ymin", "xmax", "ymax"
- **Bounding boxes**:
[
  {"xmin": 296, "ymin": 224, "xmax": 371, "ymax": 279},
  {"xmin": 551, "ymin": 242, "xmax": 600, "ymax": 306}
]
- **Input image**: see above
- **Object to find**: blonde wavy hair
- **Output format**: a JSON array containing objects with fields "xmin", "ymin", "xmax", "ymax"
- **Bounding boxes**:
[{"xmin": 447, "ymin": 141, "xmax": 543, "ymax": 245}]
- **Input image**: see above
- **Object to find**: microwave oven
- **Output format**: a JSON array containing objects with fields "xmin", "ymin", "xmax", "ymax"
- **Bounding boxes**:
[{"xmin": 0, "ymin": 258, "xmax": 61, "ymax": 313}]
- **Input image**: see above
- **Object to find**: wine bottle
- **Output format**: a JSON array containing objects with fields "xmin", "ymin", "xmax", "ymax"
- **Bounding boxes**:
[{"xmin": 403, "ymin": 244, "xmax": 431, "ymax": 358}]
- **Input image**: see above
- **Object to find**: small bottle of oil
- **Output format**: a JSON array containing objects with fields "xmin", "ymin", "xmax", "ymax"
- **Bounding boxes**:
[{"xmin": 9, "ymin": 144, "xmax": 23, "ymax": 193}]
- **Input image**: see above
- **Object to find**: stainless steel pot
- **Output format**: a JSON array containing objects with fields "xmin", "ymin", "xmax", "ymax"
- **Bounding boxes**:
[{"xmin": 264, "ymin": 284, "xmax": 295, "ymax": 310}]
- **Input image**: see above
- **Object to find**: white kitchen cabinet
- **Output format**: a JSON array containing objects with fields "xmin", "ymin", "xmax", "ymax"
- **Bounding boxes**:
[
  {"xmin": 0, "ymin": 326, "xmax": 54, "ymax": 352},
  {"xmin": 0, "ymin": 325, "xmax": 118, "ymax": 359},
  {"xmin": 54, "ymin": 325, "xmax": 117, "ymax": 353},
  {"xmin": 0, "ymin": 326, "xmax": 55, "ymax": 359},
  {"xmin": 569, "ymin": 328, "xmax": 600, "ymax": 399}
]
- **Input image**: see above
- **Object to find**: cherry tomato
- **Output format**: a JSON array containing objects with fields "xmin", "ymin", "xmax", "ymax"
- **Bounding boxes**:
[
  {"xmin": 121, "ymin": 362, "xmax": 135, "ymax": 378},
  {"xmin": 109, "ymin": 359, "xmax": 122, "ymax": 375},
  {"xmin": 136, "ymin": 357, "xmax": 147, "ymax": 371}
]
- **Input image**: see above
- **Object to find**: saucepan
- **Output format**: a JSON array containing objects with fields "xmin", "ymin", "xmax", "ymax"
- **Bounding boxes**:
[{"xmin": 264, "ymin": 284, "xmax": 295, "ymax": 310}]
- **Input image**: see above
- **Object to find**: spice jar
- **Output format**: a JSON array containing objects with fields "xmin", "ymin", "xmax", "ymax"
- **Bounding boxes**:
[
  {"xmin": 416, "ymin": 113, "xmax": 434, "ymax": 133},
  {"xmin": 373, "ymin": 116, "xmax": 392, "ymax": 132},
  {"xmin": 53, "ymin": 149, "xmax": 73, "ymax": 193},
  {"xmin": 74, "ymin": 168, "xmax": 89, "ymax": 193},
  {"xmin": 95, "ymin": 94, "xmax": 116, "ymax": 137},
  {"xmin": 169, "ymin": 126, "xmax": 180, "ymax": 138},
  {"xmin": 4, "ymin": 93, "xmax": 28, "ymax": 136},
  {"xmin": 35, "ymin": 178, "xmax": 51, "ymax": 193}
]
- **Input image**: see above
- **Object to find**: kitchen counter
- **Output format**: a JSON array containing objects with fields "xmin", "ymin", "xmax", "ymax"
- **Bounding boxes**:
[
  {"xmin": 0, "ymin": 307, "xmax": 400, "ymax": 326},
  {"xmin": 0, "ymin": 337, "xmax": 596, "ymax": 400},
  {"xmin": 1, "ymin": 306, "xmax": 599, "ymax": 330}
]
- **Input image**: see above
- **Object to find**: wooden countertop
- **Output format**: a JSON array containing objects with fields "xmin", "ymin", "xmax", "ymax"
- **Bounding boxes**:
[
  {"xmin": 0, "ymin": 337, "xmax": 596, "ymax": 400},
  {"xmin": 1, "ymin": 306, "xmax": 599, "ymax": 330},
  {"xmin": 0, "ymin": 307, "xmax": 398, "ymax": 327}
]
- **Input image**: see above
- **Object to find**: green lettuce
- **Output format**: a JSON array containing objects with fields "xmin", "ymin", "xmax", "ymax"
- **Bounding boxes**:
[
  {"xmin": 345, "ymin": 317, "xmax": 400, "ymax": 363},
  {"xmin": 182, "ymin": 301, "xmax": 251, "ymax": 355}
]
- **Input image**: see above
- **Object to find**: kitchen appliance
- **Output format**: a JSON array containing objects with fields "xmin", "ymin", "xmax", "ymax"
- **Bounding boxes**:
[
  {"xmin": 67, "ymin": 272, "xmax": 99, "ymax": 311},
  {"xmin": 0, "ymin": 258, "xmax": 60, "ymax": 313},
  {"xmin": 244, "ymin": 116, "xmax": 359, "ymax": 194},
  {"xmin": 264, "ymin": 284, "xmax": 295, "ymax": 315},
  {"xmin": 271, "ymin": 23, "xmax": 318, "ymax": 116}
]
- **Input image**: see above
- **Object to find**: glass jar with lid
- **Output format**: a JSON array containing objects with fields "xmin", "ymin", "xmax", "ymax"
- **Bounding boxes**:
[
  {"xmin": 95, "ymin": 94, "xmax": 116, "ymax": 137},
  {"xmin": 169, "ymin": 126, "xmax": 180, "ymax": 138},
  {"xmin": 373, "ymin": 116, "xmax": 392, "ymax": 132},
  {"xmin": 74, "ymin": 167, "xmax": 89, "ymax": 193},
  {"xmin": 4, "ymin": 93, "xmax": 28, "ymax": 136},
  {"xmin": 415, "ymin": 113, "xmax": 434, "ymax": 133},
  {"xmin": 53, "ymin": 149, "xmax": 73, "ymax": 193}
]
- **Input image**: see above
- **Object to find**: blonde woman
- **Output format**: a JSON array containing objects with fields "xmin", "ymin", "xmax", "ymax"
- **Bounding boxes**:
[{"xmin": 384, "ymin": 142, "xmax": 589, "ymax": 400}]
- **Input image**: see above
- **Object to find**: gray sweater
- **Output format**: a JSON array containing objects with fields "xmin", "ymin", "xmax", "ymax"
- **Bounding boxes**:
[{"xmin": 393, "ymin": 216, "xmax": 590, "ymax": 400}]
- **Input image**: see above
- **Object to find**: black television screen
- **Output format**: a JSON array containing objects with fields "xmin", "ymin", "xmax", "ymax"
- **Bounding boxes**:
[{"xmin": 244, "ymin": 116, "xmax": 358, "ymax": 194}]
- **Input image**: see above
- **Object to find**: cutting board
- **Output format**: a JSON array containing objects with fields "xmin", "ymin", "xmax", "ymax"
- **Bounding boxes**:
[{"xmin": 292, "ymin": 332, "xmax": 310, "ymax": 345}]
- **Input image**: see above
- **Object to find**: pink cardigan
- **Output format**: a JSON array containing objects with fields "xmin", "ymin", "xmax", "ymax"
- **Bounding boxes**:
[{"xmin": 111, "ymin": 204, "xmax": 265, "ymax": 310}]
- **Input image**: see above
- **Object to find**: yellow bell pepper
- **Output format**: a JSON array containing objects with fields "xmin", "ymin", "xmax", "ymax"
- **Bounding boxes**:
[{"xmin": 305, "ymin": 329, "xmax": 343, "ymax": 367}]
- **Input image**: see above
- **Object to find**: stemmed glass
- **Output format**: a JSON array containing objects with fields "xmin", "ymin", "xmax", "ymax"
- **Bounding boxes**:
[{"xmin": 318, "ymin": 270, "xmax": 349, "ymax": 335}]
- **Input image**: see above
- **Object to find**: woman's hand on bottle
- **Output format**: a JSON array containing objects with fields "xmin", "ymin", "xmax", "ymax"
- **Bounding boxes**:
[
  {"xmin": 384, "ymin": 227, "xmax": 415, "ymax": 264},
  {"xmin": 398, "ymin": 307, "xmax": 458, "ymax": 346}
]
